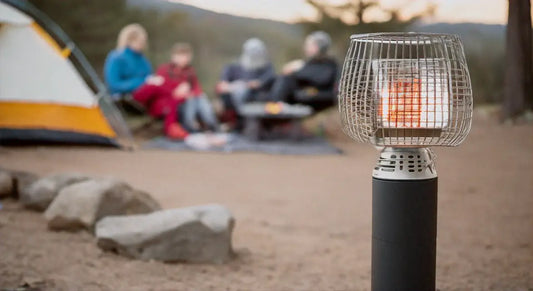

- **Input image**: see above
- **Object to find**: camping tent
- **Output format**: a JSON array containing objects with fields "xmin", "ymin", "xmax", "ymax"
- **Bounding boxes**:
[{"xmin": 0, "ymin": 0, "xmax": 133, "ymax": 147}]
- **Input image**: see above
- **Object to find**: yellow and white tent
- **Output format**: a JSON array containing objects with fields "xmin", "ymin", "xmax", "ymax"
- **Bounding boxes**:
[{"xmin": 0, "ymin": 0, "xmax": 132, "ymax": 147}]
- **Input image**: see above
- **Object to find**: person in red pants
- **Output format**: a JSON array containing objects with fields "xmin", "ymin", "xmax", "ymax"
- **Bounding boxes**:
[
  {"xmin": 133, "ymin": 81, "xmax": 188, "ymax": 139},
  {"xmin": 132, "ymin": 45, "xmax": 198, "ymax": 140},
  {"xmin": 133, "ymin": 43, "xmax": 219, "ymax": 139}
]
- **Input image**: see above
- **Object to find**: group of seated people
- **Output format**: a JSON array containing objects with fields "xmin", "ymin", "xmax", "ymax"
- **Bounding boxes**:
[{"xmin": 104, "ymin": 23, "xmax": 338, "ymax": 139}]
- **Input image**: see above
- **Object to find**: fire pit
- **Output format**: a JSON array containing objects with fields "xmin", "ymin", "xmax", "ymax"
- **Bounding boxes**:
[{"xmin": 240, "ymin": 102, "xmax": 313, "ymax": 140}]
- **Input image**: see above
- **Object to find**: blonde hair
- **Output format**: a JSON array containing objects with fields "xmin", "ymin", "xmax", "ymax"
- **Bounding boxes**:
[{"xmin": 117, "ymin": 23, "xmax": 147, "ymax": 49}]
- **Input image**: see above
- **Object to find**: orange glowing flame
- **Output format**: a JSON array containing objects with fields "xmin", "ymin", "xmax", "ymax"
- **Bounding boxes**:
[{"xmin": 380, "ymin": 78, "xmax": 422, "ymax": 128}]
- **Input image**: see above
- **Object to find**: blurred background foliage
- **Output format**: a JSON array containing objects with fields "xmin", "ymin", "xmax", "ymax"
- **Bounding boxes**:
[{"xmin": 31, "ymin": 0, "xmax": 505, "ymax": 105}]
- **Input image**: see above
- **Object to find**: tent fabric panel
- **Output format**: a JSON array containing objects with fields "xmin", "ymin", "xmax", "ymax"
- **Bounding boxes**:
[
  {"xmin": 0, "ymin": 2, "xmax": 31, "ymax": 25},
  {"xmin": 0, "ymin": 24, "xmax": 95, "ymax": 107},
  {"xmin": 0, "ymin": 101, "xmax": 116, "ymax": 138},
  {"xmin": 0, "ymin": 128, "xmax": 117, "ymax": 146},
  {"xmin": 31, "ymin": 22, "xmax": 71, "ymax": 58}
]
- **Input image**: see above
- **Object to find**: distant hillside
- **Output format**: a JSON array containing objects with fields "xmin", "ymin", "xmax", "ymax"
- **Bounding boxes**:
[
  {"xmin": 415, "ymin": 22, "xmax": 505, "ymax": 37},
  {"xmin": 127, "ymin": 0, "xmax": 301, "ymax": 38},
  {"xmin": 128, "ymin": 0, "xmax": 505, "ymax": 47},
  {"xmin": 413, "ymin": 22, "xmax": 505, "ymax": 56},
  {"xmin": 414, "ymin": 22, "xmax": 505, "ymax": 50}
]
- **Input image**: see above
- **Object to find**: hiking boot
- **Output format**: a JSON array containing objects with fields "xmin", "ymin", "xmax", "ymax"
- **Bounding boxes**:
[{"xmin": 166, "ymin": 123, "xmax": 189, "ymax": 140}]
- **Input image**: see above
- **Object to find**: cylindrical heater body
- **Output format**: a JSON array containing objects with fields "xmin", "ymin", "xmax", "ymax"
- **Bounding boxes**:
[
  {"xmin": 371, "ymin": 147, "xmax": 438, "ymax": 291},
  {"xmin": 372, "ymin": 177, "xmax": 438, "ymax": 291}
]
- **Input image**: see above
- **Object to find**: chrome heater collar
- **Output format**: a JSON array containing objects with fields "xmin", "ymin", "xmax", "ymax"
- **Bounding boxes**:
[{"xmin": 372, "ymin": 147, "xmax": 437, "ymax": 180}]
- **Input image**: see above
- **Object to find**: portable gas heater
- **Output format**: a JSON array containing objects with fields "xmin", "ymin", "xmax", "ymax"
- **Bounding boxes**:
[{"xmin": 338, "ymin": 32, "xmax": 473, "ymax": 291}]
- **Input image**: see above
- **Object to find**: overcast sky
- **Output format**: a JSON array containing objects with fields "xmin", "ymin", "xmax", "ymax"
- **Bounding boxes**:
[{"xmin": 170, "ymin": 0, "xmax": 508, "ymax": 24}]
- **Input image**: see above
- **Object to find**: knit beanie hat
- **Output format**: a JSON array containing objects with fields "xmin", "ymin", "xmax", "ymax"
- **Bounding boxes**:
[
  {"xmin": 240, "ymin": 38, "xmax": 269, "ymax": 70},
  {"xmin": 307, "ymin": 31, "xmax": 332, "ymax": 55}
]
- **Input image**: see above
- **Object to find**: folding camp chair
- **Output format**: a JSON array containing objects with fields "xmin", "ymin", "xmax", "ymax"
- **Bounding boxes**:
[
  {"xmin": 293, "ymin": 87, "xmax": 337, "ymax": 113},
  {"xmin": 112, "ymin": 94, "xmax": 161, "ymax": 134}
]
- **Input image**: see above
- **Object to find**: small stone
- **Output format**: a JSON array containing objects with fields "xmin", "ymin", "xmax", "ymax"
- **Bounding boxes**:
[
  {"xmin": 0, "ymin": 171, "xmax": 13, "ymax": 199},
  {"xmin": 96, "ymin": 204, "xmax": 235, "ymax": 264},
  {"xmin": 44, "ymin": 178, "xmax": 161, "ymax": 232},
  {"xmin": 20, "ymin": 173, "xmax": 90, "ymax": 211},
  {"xmin": 0, "ymin": 168, "xmax": 38, "ymax": 199}
]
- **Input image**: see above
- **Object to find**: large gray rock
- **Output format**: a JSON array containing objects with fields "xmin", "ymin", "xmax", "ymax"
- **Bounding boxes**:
[
  {"xmin": 44, "ymin": 178, "xmax": 161, "ymax": 232},
  {"xmin": 20, "ymin": 173, "xmax": 90, "ymax": 211},
  {"xmin": 0, "ymin": 171, "xmax": 13, "ymax": 198},
  {"xmin": 95, "ymin": 204, "xmax": 235, "ymax": 264}
]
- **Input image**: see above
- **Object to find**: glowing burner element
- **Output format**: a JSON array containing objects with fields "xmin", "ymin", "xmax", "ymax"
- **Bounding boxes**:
[
  {"xmin": 373, "ymin": 59, "xmax": 450, "ymax": 130},
  {"xmin": 381, "ymin": 78, "xmax": 422, "ymax": 128}
]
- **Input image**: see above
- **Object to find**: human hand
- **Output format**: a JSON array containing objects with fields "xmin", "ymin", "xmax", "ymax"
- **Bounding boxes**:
[
  {"xmin": 218, "ymin": 81, "xmax": 231, "ymax": 93},
  {"xmin": 173, "ymin": 83, "xmax": 191, "ymax": 99},
  {"xmin": 247, "ymin": 80, "xmax": 261, "ymax": 89},
  {"xmin": 146, "ymin": 75, "xmax": 164, "ymax": 86},
  {"xmin": 230, "ymin": 80, "xmax": 247, "ymax": 92},
  {"xmin": 282, "ymin": 60, "xmax": 304, "ymax": 75}
]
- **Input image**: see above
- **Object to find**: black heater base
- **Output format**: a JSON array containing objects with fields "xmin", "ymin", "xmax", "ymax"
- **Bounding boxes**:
[{"xmin": 371, "ymin": 177, "xmax": 438, "ymax": 291}]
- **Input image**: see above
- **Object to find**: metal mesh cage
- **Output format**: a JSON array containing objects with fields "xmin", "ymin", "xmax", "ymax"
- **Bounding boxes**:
[{"xmin": 338, "ymin": 32, "xmax": 473, "ymax": 147}]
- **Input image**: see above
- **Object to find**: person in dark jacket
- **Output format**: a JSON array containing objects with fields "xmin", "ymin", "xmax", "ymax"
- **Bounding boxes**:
[
  {"xmin": 270, "ymin": 31, "xmax": 338, "ymax": 112},
  {"xmin": 217, "ymin": 38, "xmax": 275, "ymax": 129}
]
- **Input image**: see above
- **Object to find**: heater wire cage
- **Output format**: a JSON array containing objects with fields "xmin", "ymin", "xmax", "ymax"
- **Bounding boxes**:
[{"xmin": 339, "ymin": 32, "xmax": 473, "ymax": 147}]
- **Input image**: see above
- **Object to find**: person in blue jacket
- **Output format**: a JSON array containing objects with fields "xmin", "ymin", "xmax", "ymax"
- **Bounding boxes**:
[{"xmin": 104, "ymin": 24, "xmax": 162, "ymax": 97}]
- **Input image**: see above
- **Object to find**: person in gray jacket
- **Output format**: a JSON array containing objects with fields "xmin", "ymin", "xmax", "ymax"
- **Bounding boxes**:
[{"xmin": 217, "ymin": 38, "xmax": 276, "ymax": 129}]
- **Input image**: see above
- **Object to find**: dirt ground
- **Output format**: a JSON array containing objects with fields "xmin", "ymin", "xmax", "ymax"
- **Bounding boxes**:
[{"xmin": 0, "ymin": 116, "xmax": 531, "ymax": 291}]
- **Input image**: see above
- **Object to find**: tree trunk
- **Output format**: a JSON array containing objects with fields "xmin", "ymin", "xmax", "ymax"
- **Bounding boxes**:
[
  {"xmin": 356, "ymin": 0, "xmax": 365, "ymax": 24},
  {"xmin": 503, "ymin": 0, "xmax": 533, "ymax": 120}
]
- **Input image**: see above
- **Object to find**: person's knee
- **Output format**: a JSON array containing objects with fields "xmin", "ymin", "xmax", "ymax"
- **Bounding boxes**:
[
  {"xmin": 197, "ymin": 95, "xmax": 210, "ymax": 104},
  {"xmin": 183, "ymin": 100, "xmax": 197, "ymax": 116},
  {"xmin": 271, "ymin": 75, "xmax": 297, "ymax": 101},
  {"xmin": 199, "ymin": 98, "xmax": 217, "ymax": 119},
  {"xmin": 276, "ymin": 74, "xmax": 295, "ymax": 86}
]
